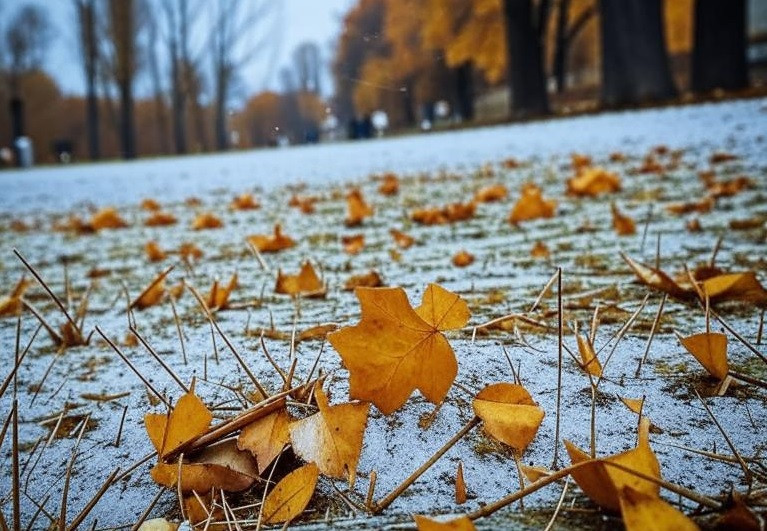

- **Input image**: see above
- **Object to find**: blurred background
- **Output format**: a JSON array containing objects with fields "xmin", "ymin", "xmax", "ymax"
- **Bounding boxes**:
[{"xmin": 0, "ymin": 0, "xmax": 765, "ymax": 166}]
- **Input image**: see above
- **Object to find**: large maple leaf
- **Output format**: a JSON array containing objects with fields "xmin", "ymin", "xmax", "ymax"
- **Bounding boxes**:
[{"xmin": 328, "ymin": 284, "xmax": 470, "ymax": 414}]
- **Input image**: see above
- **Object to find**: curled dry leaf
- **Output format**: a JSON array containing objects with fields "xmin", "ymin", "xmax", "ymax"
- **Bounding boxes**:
[
  {"xmin": 238, "ymin": 406, "xmax": 292, "ymax": 473},
  {"xmin": 145, "ymin": 211, "xmax": 177, "ymax": 227},
  {"xmin": 621, "ymin": 253, "xmax": 690, "ymax": 301},
  {"xmin": 130, "ymin": 267, "xmax": 174, "ymax": 310},
  {"xmin": 678, "ymin": 332, "xmax": 728, "ymax": 380},
  {"xmin": 452, "ymin": 250, "xmax": 474, "ymax": 267},
  {"xmin": 230, "ymin": 192, "xmax": 259, "ymax": 210},
  {"xmin": 145, "ymin": 241, "xmax": 166, "ymax": 262},
  {"xmin": 206, "ymin": 273, "xmax": 238, "ymax": 310},
  {"xmin": 91, "ymin": 207, "xmax": 128, "ymax": 230},
  {"xmin": 390, "ymin": 228, "xmax": 415, "ymax": 249},
  {"xmin": 567, "ymin": 167, "xmax": 621, "ymax": 196},
  {"xmin": 150, "ymin": 439, "xmax": 258, "ymax": 493},
  {"xmin": 474, "ymin": 184, "xmax": 508, "ymax": 203},
  {"xmin": 344, "ymin": 270, "xmax": 383, "ymax": 291},
  {"xmin": 191, "ymin": 212, "xmax": 223, "ymax": 230},
  {"xmin": 261, "ymin": 462, "xmax": 319, "ymax": 524},
  {"xmin": 0, "ymin": 276, "xmax": 30, "ymax": 317},
  {"xmin": 145, "ymin": 387, "xmax": 212, "ymax": 458},
  {"xmin": 565, "ymin": 417, "xmax": 660, "ymax": 512},
  {"xmin": 413, "ymin": 514, "xmax": 476, "ymax": 530},
  {"xmin": 619, "ymin": 486, "xmax": 699, "ymax": 531},
  {"xmin": 378, "ymin": 173, "xmax": 399, "ymax": 195},
  {"xmin": 611, "ymin": 203, "xmax": 636, "ymax": 236},
  {"xmin": 247, "ymin": 224, "xmax": 296, "ymax": 253},
  {"xmin": 345, "ymin": 188, "xmax": 373, "ymax": 226},
  {"xmin": 329, "ymin": 283, "xmax": 470, "ymax": 414},
  {"xmin": 619, "ymin": 396, "xmax": 644, "ymax": 415},
  {"xmin": 275, "ymin": 261, "xmax": 325, "ymax": 297},
  {"xmin": 508, "ymin": 183, "xmax": 556, "ymax": 224},
  {"xmin": 472, "ymin": 383, "xmax": 544, "ymax": 453},
  {"xmin": 289, "ymin": 386, "xmax": 370, "ymax": 486},
  {"xmin": 530, "ymin": 241, "xmax": 550, "ymax": 259},
  {"xmin": 342, "ymin": 234, "xmax": 365, "ymax": 255}
]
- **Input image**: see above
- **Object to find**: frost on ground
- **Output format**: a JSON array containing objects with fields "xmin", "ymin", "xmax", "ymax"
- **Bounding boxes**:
[{"xmin": 0, "ymin": 99, "xmax": 766, "ymax": 529}]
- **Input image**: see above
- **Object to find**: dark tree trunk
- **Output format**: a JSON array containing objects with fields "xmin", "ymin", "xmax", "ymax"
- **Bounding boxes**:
[
  {"xmin": 502, "ymin": 0, "xmax": 549, "ymax": 117},
  {"xmin": 454, "ymin": 62, "xmax": 474, "ymax": 121},
  {"xmin": 83, "ymin": 0, "xmax": 100, "ymax": 160},
  {"xmin": 553, "ymin": 0, "xmax": 569, "ymax": 93},
  {"xmin": 692, "ymin": 0, "xmax": 748, "ymax": 92},
  {"xmin": 118, "ymin": 80, "xmax": 136, "ymax": 159},
  {"xmin": 402, "ymin": 80, "xmax": 417, "ymax": 127},
  {"xmin": 171, "ymin": 55, "xmax": 187, "ymax": 154},
  {"xmin": 215, "ymin": 66, "xmax": 229, "ymax": 150},
  {"xmin": 600, "ymin": 0, "xmax": 677, "ymax": 106},
  {"xmin": 10, "ymin": 97, "xmax": 24, "ymax": 139}
]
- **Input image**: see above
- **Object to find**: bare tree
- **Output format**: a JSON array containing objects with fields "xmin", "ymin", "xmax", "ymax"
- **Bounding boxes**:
[
  {"xmin": 145, "ymin": 7, "xmax": 171, "ymax": 154},
  {"xmin": 74, "ymin": 0, "xmax": 101, "ymax": 160},
  {"xmin": 692, "ymin": 0, "xmax": 748, "ymax": 93},
  {"xmin": 292, "ymin": 41, "xmax": 322, "ymax": 94},
  {"xmin": 552, "ymin": 0, "xmax": 595, "ymax": 93},
  {"xmin": 210, "ymin": 0, "xmax": 279, "ymax": 151}
]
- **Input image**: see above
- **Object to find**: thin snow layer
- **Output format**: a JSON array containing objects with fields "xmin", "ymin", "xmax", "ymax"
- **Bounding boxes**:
[
  {"xmin": 0, "ymin": 99, "xmax": 766, "ymax": 529},
  {"xmin": 1, "ymin": 98, "xmax": 766, "ymax": 214}
]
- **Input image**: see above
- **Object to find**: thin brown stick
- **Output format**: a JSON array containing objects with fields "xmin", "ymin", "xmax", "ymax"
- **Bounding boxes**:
[
  {"xmin": 710, "ymin": 309, "xmax": 767, "ymax": 366},
  {"xmin": 59, "ymin": 414, "xmax": 90, "ymax": 530},
  {"xmin": 14, "ymin": 249, "xmax": 80, "ymax": 331},
  {"xmin": 12, "ymin": 400, "xmax": 21, "ymax": 531},
  {"xmin": 635, "ymin": 294, "xmax": 667, "ymax": 378},
  {"xmin": 114, "ymin": 405, "xmax": 128, "ymax": 448},
  {"xmin": 66, "ymin": 466, "xmax": 120, "ymax": 531},
  {"xmin": 259, "ymin": 332, "xmax": 288, "ymax": 386},
  {"xmin": 694, "ymin": 390, "xmax": 751, "ymax": 482},
  {"xmin": 0, "ymin": 323, "xmax": 42, "ymax": 399},
  {"xmin": 365, "ymin": 471, "xmax": 377, "ymax": 510},
  {"xmin": 542, "ymin": 477, "xmax": 569, "ymax": 531},
  {"xmin": 372, "ymin": 416, "xmax": 480, "ymax": 514},
  {"xmin": 553, "ymin": 268, "xmax": 563, "ymax": 469},
  {"xmin": 757, "ymin": 309, "xmax": 764, "ymax": 345},
  {"xmin": 639, "ymin": 203, "xmax": 653, "ymax": 253},
  {"xmin": 728, "ymin": 370, "xmax": 767, "ymax": 389},
  {"xmin": 129, "ymin": 326, "xmax": 189, "ymax": 393},
  {"xmin": 168, "ymin": 295, "xmax": 187, "ymax": 365},
  {"xmin": 529, "ymin": 269, "xmax": 559, "ymax": 313}
]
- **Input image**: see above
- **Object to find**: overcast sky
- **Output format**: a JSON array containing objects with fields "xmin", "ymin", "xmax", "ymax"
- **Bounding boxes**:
[{"xmin": 0, "ymin": 0, "xmax": 357, "ymax": 100}]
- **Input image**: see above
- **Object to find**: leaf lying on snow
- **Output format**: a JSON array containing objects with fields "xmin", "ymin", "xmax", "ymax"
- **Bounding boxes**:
[
  {"xmin": 130, "ymin": 266, "xmax": 174, "ymax": 310},
  {"xmin": 145, "ymin": 385, "xmax": 212, "ymax": 458},
  {"xmin": 206, "ymin": 273, "xmax": 238, "ymax": 310},
  {"xmin": 678, "ymin": 331, "xmax": 728, "ymax": 380},
  {"xmin": 275, "ymin": 261, "xmax": 325, "ymax": 297},
  {"xmin": 145, "ymin": 241, "xmax": 166, "ymax": 262},
  {"xmin": 611, "ymin": 203, "xmax": 636, "ymax": 236},
  {"xmin": 390, "ymin": 228, "xmax": 415, "ymax": 248},
  {"xmin": 345, "ymin": 188, "xmax": 373, "ymax": 226},
  {"xmin": 342, "ymin": 234, "xmax": 365, "ymax": 255},
  {"xmin": 329, "ymin": 284, "xmax": 470, "ymax": 414},
  {"xmin": 144, "ymin": 211, "xmax": 177, "ymax": 227},
  {"xmin": 290, "ymin": 385, "xmax": 369, "ymax": 487},
  {"xmin": 238, "ymin": 407, "xmax": 293, "ymax": 473},
  {"xmin": 378, "ymin": 173, "xmax": 399, "ymax": 195},
  {"xmin": 261, "ymin": 462, "xmax": 319, "ymax": 524},
  {"xmin": 344, "ymin": 270, "xmax": 383, "ymax": 291},
  {"xmin": 567, "ymin": 167, "xmax": 621, "ymax": 196},
  {"xmin": 230, "ymin": 192, "xmax": 259, "ymax": 210},
  {"xmin": 247, "ymin": 223, "xmax": 296, "ymax": 253},
  {"xmin": 472, "ymin": 383, "xmax": 544, "ymax": 453},
  {"xmin": 508, "ymin": 183, "xmax": 556, "ymax": 224},
  {"xmin": 91, "ymin": 207, "xmax": 129, "ymax": 230},
  {"xmin": 191, "ymin": 212, "xmax": 223, "ymax": 230},
  {"xmin": 474, "ymin": 183, "xmax": 507, "ymax": 203},
  {"xmin": 619, "ymin": 486, "xmax": 699, "ymax": 531},
  {"xmin": 413, "ymin": 514, "xmax": 476, "ymax": 530},
  {"xmin": 0, "ymin": 276, "xmax": 30, "ymax": 317},
  {"xmin": 412, "ymin": 202, "xmax": 475, "ymax": 225}
]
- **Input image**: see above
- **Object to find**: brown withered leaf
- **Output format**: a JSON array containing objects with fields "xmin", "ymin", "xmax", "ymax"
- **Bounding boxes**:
[
  {"xmin": 144, "ymin": 211, "xmax": 177, "ymax": 227},
  {"xmin": 206, "ymin": 273, "xmax": 238, "ymax": 310},
  {"xmin": 678, "ymin": 332, "xmax": 728, "ymax": 380},
  {"xmin": 344, "ymin": 270, "xmax": 383, "ymax": 291},
  {"xmin": 619, "ymin": 486, "xmax": 699, "ymax": 531},
  {"xmin": 91, "ymin": 207, "xmax": 128, "ymax": 230},
  {"xmin": 530, "ymin": 241, "xmax": 550, "ymax": 259},
  {"xmin": 576, "ymin": 333, "xmax": 602, "ymax": 377},
  {"xmin": 230, "ymin": 193, "xmax": 259, "ymax": 210},
  {"xmin": 0, "ymin": 276, "xmax": 30, "ymax": 317},
  {"xmin": 261, "ymin": 462, "xmax": 319, "ymax": 524},
  {"xmin": 145, "ymin": 241, "xmax": 166, "ymax": 262},
  {"xmin": 472, "ymin": 383, "xmax": 544, "ymax": 453},
  {"xmin": 238, "ymin": 407, "xmax": 292, "ymax": 473},
  {"xmin": 141, "ymin": 198, "xmax": 162, "ymax": 211},
  {"xmin": 378, "ymin": 173, "xmax": 399, "ymax": 195},
  {"xmin": 345, "ymin": 188, "xmax": 373, "ymax": 226},
  {"xmin": 145, "ymin": 386, "xmax": 212, "ymax": 457},
  {"xmin": 275, "ymin": 261, "xmax": 325, "ymax": 297},
  {"xmin": 509, "ymin": 183, "xmax": 556, "ymax": 224},
  {"xmin": 611, "ymin": 203, "xmax": 636, "ymax": 236},
  {"xmin": 342, "ymin": 234, "xmax": 365, "ymax": 255},
  {"xmin": 620, "ymin": 253, "xmax": 690, "ymax": 300},
  {"xmin": 290, "ymin": 386, "xmax": 369, "ymax": 486},
  {"xmin": 130, "ymin": 267, "xmax": 174, "ymax": 310},
  {"xmin": 296, "ymin": 323, "xmax": 339, "ymax": 342},
  {"xmin": 328, "ymin": 284, "xmax": 470, "ymax": 414},
  {"xmin": 567, "ymin": 167, "xmax": 621, "ymax": 196},
  {"xmin": 390, "ymin": 228, "xmax": 415, "ymax": 249},
  {"xmin": 565, "ymin": 417, "xmax": 660, "ymax": 512},
  {"xmin": 452, "ymin": 250, "xmax": 474, "ymax": 267},
  {"xmin": 412, "ymin": 202, "xmax": 475, "ymax": 225},
  {"xmin": 247, "ymin": 224, "xmax": 296, "ymax": 253},
  {"xmin": 184, "ymin": 492, "xmax": 224, "ymax": 526},
  {"xmin": 571, "ymin": 153, "xmax": 592, "ymax": 171},
  {"xmin": 191, "ymin": 212, "xmax": 223, "ymax": 230},
  {"xmin": 413, "ymin": 514, "xmax": 476, "ymax": 530},
  {"xmin": 178, "ymin": 242, "xmax": 203, "ymax": 261},
  {"xmin": 709, "ymin": 151, "xmax": 737, "ymax": 164},
  {"xmin": 474, "ymin": 184, "xmax": 508, "ymax": 203},
  {"xmin": 666, "ymin": 196, "xmax": 714, "ymax": 215}
]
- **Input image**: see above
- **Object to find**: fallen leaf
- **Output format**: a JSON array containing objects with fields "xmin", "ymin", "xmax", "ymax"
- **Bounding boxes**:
[
  {"xmin": 140, "ymin": 198, "xmax": 162, "ymax": 211},
  {"xmin": 709, "ymin": 151, "xmax": 737, "ymax": 164},
  {"xmin": 137, "ymin": 518, "xmax": 178, "ymax": 531},
  {"xmin": 530, "ymin": 241, "xmax": 550, "ymax": 259},
  {"xmin": 567, "ymin": 167, "xmax": 621, "ymax": 196},
  {"xmin": 452, "ymin": 250, "xmax": 474, "ymax": 267},
  {"xmin": 145, "ymin": 241, "xmax": 166, "ymax": 262},
  {"xmin": 150, "ymin": 439, "xmax": 258, "ymax": 493},
  {"xmin": 571, "ymin": 153, "xmax": 592, "ymax": 171},
  {"xmin": 619, "ymin": 396, "xmax": 645, "ymax": 415},
  {"xmin": 275, "ymin": 261, "xmax": 325, "ymax": 297},
  {"xmin": 328, "ymin": 284, "xmax": 470, "ymax": 414},
  {"xmin": 247, "ymin": 224, "xmax": 296, "ymax": 253},
  {"xmin": 145, "ymin": 387, "xmax": 212, "ymax": 457},
  {"xmin": 707, "ymin": 176, "xmax": 752, "ymax": 198},
  {"xmin": 91, "ymin": 207, "xmax": 128, "ymax": 230},
  {"xmin": 296, "ymin": 323, "xmax": 339, "ymax": 342},
  {"xmin": 344, "ymin": 270, "xmax": 383, "ymax": 291},
  {"xmin": 565, "ymin": 417, "xmax": 661, "ymax": 512},
  {"xmin": 345, "ymin": 188, "xmax": 373, "ymax": 226},
  {"xmin": 412, "ymin": 202, "xmax": 475, "ymax": 225},
  {"xmin": 678, "ymin": 332, "xmax": 728, "ymax": 380},
  {"xmin": 455, "ymin": 461, "xmax": 467, "ymax": 504},
  {"xmin": 290, "ymin": 386, "xmax": 369, "ymax": 486},
  {"xmin": 686, "ymin": 218, "xmax": 702, "ymax": 232},
  {"xmin": 576, "ymin": 333, "xmax": 603, "ymax": 377},
  {"xmin": 472, "ymin": 383, "xmax": 544, "ymax": 453},
  {"xmin": 509, "ymin": 183, "xmax": 556, "ymax": 224},
  {"xmin": 184, "ymin": 492, "xmax": 224, "ymax": 525},
  {"xmin": 635, "ymin": 155, "xmax": 665, "ymax": 174},
  {"xmin": 520, "ymin": 464, "xmax": 551, "ymax": 483},
  {"xmin": 289, "ymin": 194, "xmax": 317, "ymax": 214},
  {"xmin": 342, "ymin": 234, "xmax": 365, "ymax": 255},
  {"xmin": 619, "ymin": 486, "xmax": 699, "ymax": 531},
  {"xmin": 131, "ymin": 267, "xmax": 174, "ymax": 310},
  {"xmin": 145, "ymin": 211, "xmax": 177, "ymax": 227},
  {"xmin": 502, "ymin": 157, "xmax": 522, "ymax": 169},
  {"xmin": 207, "ymin": 273, "xmax": 238, "ymax": 310},
  {"xmin": 0, "ymin": 276, "xmax": 30, "ymax": 317},
  {"xmin": 474, "ymin": 184, "xmax": 508, "ymax": 203},
  {"xmin": 714, "ymin": 492, "xmax": 760, "ymax": 531},
  {"xmin": 238, "ymin": 407, "xmax": 292, "ymax": 473},
  {"xmin": 178, "ymin": 242, "xmax": 203, "ymax": 261},
  {"xmin": 621, "ymin": 253, "xmax": 690, "ymax": 300},
  {"xmin": 728, "ymin": 217, "xmax": 765, "ymax": 230},
  {"xmin": 702, "ymin": 272, "xmax": 767, "ymax": 306},
  {"xmin": 230, "ymin": 193, "xmax": 259, "ymax": 210},
  {"xmin": 413, "ymin": 514, "xmax": 476, "ymax": 530},
  {"xmin": 390, "ymin": 228, "xmax": 415, "ymax": 249},
  {"xmin": 611, "ymin": 203, "xmax": 636, "ymax": 236},
  {"xmin": 378, "ymin": 173, "xmax": 399, "ymax": 195},
  {"xmin": 261, "ymin": 462, "xmax": 319, "ymax": 524},
  {"xmin": 191, "ymin": 212, "xmax": 223, "ymax": 230},
  {"xmin": 666, "ymin": 197, "xmax": 714, "ymax": 215}
]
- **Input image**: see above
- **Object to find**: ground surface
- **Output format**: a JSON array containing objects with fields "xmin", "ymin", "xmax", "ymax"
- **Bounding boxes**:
[{"xmin": 0, "ymin": 99, "xmax": 766, "ymax": 529}]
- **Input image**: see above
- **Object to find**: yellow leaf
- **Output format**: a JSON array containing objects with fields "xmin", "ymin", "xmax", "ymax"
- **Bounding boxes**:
[
  {"xmin": 508, "ymin": 183, "xmax": 556, "ymax": 224},
  {"xmin": 611, "ymin": 203, "xmax": 636, "ymax": 236},
  {"xmin": 130, "ymin": 267, "xmax": 173, "ymax": 310},
  {"xmin": 345, "ymin": 188, "xmax": 373, "ymax": 226},
  {"xmin": 619, "ymin": 486, "xmax": 699, "ymax": 531},
  {"xmin": 261, "ymin": 462, "xmax": 319, "ymax": 524},
  {"xmin": 247, "ymin": 224, "xmax": 296, "ymax": 253},
  {"xmin": 567, "ymin": 167, "xmax": 621, "ymax": 196},
  {"xmin": 275, "ymin": 261, "xmax": 325, "ymax": 297},
  {"xmin": 145, "ymin": 389, "xmax": 212, "ymax": 458},
  {"xmin": 472, "ymin": 383, "xmax": 544, "ymax": 453},
  {"xmin": 91, "ymin": 207, "xmax": 128, "ymax": 230},
  {"xmin": 413, "ymin": 514, "xmax": 476, "ymax": 530},
  {"xmin": 238, "ymin": 408, "xmax": 292, "ymax": 474},
  {"xmin": 206, "ymin": 273, "xmax": 238, "ymax": 310},
  {"xmin": 679, "ymin": 332, "xmax": 728, "ymax": 380},
  {"xmin": 191, "ymin": 212, "xmax": 223, "ymax": 230},
  {"xmin": 576, "ymin": 334, "xmax": 603, "ymax": 377}
]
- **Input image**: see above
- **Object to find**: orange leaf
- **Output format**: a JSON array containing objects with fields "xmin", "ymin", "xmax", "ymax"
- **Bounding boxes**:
[
  {"xmin": 178, "ymin": 242, "xmax": 203, "ymax": 261},
  {"xmin": 619, "ymin": 486, "xmax": 699, "ymax": 531},
  {"xmin": 472, "ymin": 383, "xmax": 544, "ymax": 453},
  {"xmin": 238, "ymin": 407, "xmax": 292, "ymax": 473},
  {"xmin": 328, "ymin": 284, "xmax": 469, "ymax": 414},
  {"xmin": 296, "ymin": 323, "xmax": 339, "ymax": 342},
  {"xmin": 289, "ymin": 386, "xmax": 369, "ymax": 486},
  {"xmin": 206, "ymin": 273, "xmax": 238, "ymax": 310},
  {"xmin": 141, "ymin": 198, "xmax": 162, "ymax": 211},
  {"xmin": 452, "ymin": 250, "xmax": 474, "ymax": 267},
  {"xmin": 567, "ymin": 167, "xmax": 621, "ymax": 196},
  {"xmin": 611, "ymin": 203, "xmax": 636, "ymax": 236},
  {"xmin": 145, "ymin": 241, "xmax": 166, "ymax": 262},
  {"xmin": 342, "ymin": 234, "xmax": 365, "ymax": 255},
  {"xmin": 344, "ymin": 270, "xmax": 383, "ymax": 291},
  {"xmin": 130, "ymin": 267, "xmax": 173, "ymax": 310},
  {"xmin": 678, "ymin": 332, "xmax": 728, "ymax": 380},
  {"xmin": 413, "ymin": 514, "xmax": 476, "ymax": 530},
  {"xmin": 144, "ymin": 211, "xmax": 177, "ymax": 227},
  {"xmin": 275, "ymin": 261, "xmax": 325, "ymax": 297},
  {"xmin": 455, "ymin": 461, "xmax": 467, "ymax": 504},
  {"xmin": 91, "ymin": 207, "xmax": 128, "ymax": 230},
  {"xmin": 378, "ymin": 173, "xmax": 399, "ymax": 195},
  {"xmin": 474, "ymin": 184, "xmax": 507, "ymax": 203},
  {"xmin": 701, "ymin": 272, "xmax": 767, "ymax": 306},
  {"xmin": 412, "ymin": 202, "xmax": 475, "ymax": 225},
  {"xmin": 261, "ymin": 462, "xmax": 319, "ymax": 524},
  {"xmin": 230, "ymin": 193, "xmax": 259, "ymax": 210},
  {"xmin": 508, "ymin": 183, "xmax": 556, "ymax": 224},
  {"xmin": 390, "ymin": 228, "xmax": 415, "ymax": 248},
  {"xmin": 0, "ymin": 276, "xmax": 30, "ymax": 317},
  {"xmin": 619, "ymin": 396, "xmax": 645, "ymax": 415},
  {"xmin": 530, "ymin": 241, "xmax": 550, "ymax": 259},
  {"xmin": 145, "ymin": 387, "xmax": 212, "ymax": 457},
  {"xmin": 576, "ymin": 334, "xmax": 603, "ymax": 377},
  {"xmin": 247, "ymin": 224, "xmax": 296, "ymax": 253},
  {"xmin": 345, "ymin": 188, "xmax": 373, "ymax": 226},
  {"xmin": 565, "ymin": 418, "xmax": 661, "ymax": 512},
  {"xmin": 184, "ymin": 492, "xmax": 224, "ymax": 525},
  {"xmin": 621, "ymin": 253, "xmax": 690, "ymax": 300},
  {"xmin": 191, "ymin": 212, "xmax": 223, "ymax": 230}
]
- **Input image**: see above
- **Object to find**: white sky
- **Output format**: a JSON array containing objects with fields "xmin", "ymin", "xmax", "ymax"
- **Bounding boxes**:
[{"xmin": 0, "ymin": 0, "xmax": 357, "ymax": 99}]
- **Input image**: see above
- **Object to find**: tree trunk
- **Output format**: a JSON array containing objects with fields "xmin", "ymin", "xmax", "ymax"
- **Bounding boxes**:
[
  {"xmin": 692, "ymin": 0, "xmax": 748, "ymax": 92},
  {"xmin": 454, "ymin": 62, "xmax": 474, "ymax": 121},
  {"xmin": 553, "ymin": 0, "xmax": 569, "ymax": 93},
  {"xmin": 600, "ymin": 0, "xmax": 677, "ymax": 106},
  {"xmin": 118, "ymin": 79, "xmax": 136, "ymax": 159},
  {"xmin": 83, "ymin": 0, "xmax": 100, "ymax": 160},
  {"xmin": 215, "ymin": 66, "xmax": 228, "ymax": 150},
  {"xmin": 502, "ymin": 0, "xmax": 549, "ymax": 117}
]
